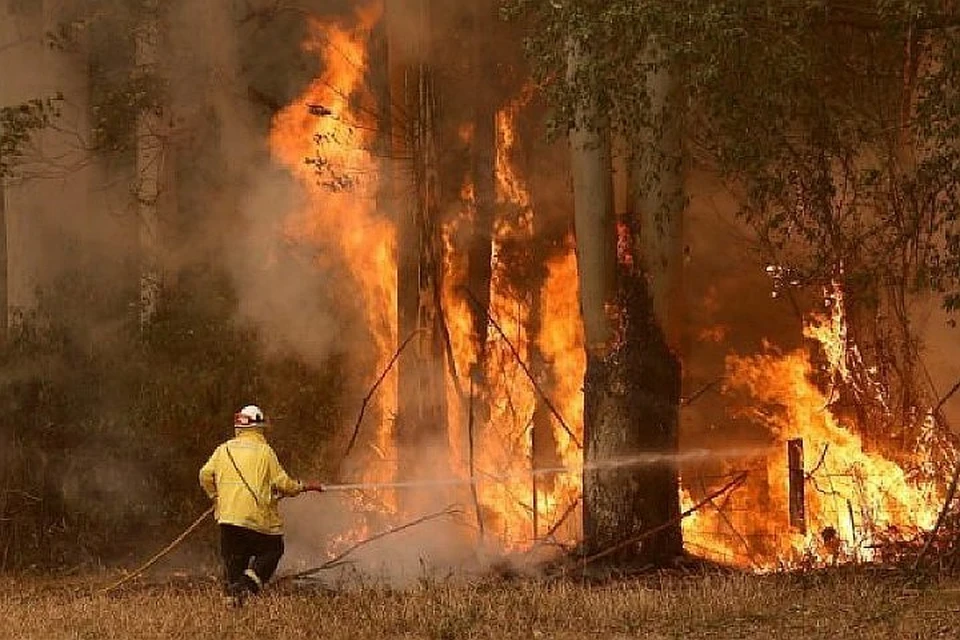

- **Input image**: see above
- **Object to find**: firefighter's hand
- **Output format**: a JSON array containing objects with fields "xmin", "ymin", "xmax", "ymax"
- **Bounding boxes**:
[{"xmin": 303, "ymin": 482, "xmax": 326, "ymax": 493}]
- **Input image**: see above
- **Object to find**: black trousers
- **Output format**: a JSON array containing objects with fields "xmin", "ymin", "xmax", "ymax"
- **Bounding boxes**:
[{"xmin": 219, "ymin": 524, "xmax": 284, "ymax": 596}]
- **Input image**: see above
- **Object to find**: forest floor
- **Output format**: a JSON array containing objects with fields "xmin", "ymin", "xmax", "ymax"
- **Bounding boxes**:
[{"xmin": 1, "ymin": 567, "xmax": 959, "ymax": 639}]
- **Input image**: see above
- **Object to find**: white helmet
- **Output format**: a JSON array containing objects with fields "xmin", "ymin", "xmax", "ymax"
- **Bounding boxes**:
[{"xmin": 234, "ymin": 404, "xmax": 266, "ymax": 428}]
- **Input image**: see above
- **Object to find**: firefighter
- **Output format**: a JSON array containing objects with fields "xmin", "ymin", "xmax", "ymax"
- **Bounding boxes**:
[{"xmin": 199, "ymin": 404, "xmax": 324, "ymax": 605}]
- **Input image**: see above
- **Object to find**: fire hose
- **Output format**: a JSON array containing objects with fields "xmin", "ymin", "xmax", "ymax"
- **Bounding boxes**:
[{"xmin": 98, "ymin": 505, "xmax": 215, "ymax": 595}]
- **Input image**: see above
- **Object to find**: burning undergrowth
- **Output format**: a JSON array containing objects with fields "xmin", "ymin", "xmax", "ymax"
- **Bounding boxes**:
[{"xmin": 258, "ymin": 2, "xmax": 958, "ymax": 580}]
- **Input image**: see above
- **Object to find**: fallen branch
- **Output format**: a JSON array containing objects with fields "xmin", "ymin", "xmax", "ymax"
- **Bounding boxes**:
[
  {"xmin": 460, "ymin": 287, "xmax": 582, "ymax": 449},
  {"xmin": 343, "ymin": 329, "xmax": 426, "ymax": 460},
  {"xmin": 467, "ymin": 373, "xmax": 485, "ymax": 536},
  {"xmin": 806, "ymin": 444, "xmax": 830, "ymax": 479},
  {"xmin": 291, "ymin": 506, "xmax": 463, "ymax": 580},
  {"xmin": 98, "ymin": 505, "xmax": 215, "ymax": 595},
  {"xmin": 578, "ymin": 471, "xmax": 749, "ymax": 568},
  {"xmin": 698, "ymin": 476, "xmax": 761, "ymax": 570},
  {"xmin": 437, "ymin": 299, "xmax": 466, "ymax": 403}
]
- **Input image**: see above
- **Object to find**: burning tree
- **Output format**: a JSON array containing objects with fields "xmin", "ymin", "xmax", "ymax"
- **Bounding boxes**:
[
  {"xmin": 509, "ymin": 0, "xmax": 960, "ymax": 565},
  {"xmin": 255, "ymin": 0, "xmax": 960, "ymax": 573},
  {"xmin": 566, "ymin": 31, "xmax": 683, "ymax": 563}
]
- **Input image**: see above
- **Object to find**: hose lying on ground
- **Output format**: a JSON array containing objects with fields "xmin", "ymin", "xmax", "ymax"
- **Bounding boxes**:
[{"xmin": 98, "ymin": 505, "xmax": 215, "ymax": 595}]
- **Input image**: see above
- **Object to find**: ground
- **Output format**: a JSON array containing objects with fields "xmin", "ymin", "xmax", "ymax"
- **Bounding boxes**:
[{"xmin": 1, "ymin": 568, "xmax": 959, "ymax": 639}]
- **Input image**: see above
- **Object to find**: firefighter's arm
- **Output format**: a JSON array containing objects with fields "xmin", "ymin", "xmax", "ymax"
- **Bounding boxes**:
[
  {"xmin": 198, "ymin": 448, "xmax": 219, "ymax": 500},
  {"xmin": 268, "ymin": 448, "xmax": 305, "ymax": 497}
]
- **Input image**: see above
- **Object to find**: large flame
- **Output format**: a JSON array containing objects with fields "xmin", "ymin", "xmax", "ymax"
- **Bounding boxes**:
[
  {"xmin": 269, "ymin": 5, "xmax": 398, "ymax": 512},
  {"xmin": 441, "ymin": 89, "xmax": 584, "ymax": 550},
  {"xmin": 269, "ymin": 4, "xmax": 947, "ymax": 569},
  {"xmin": 682, "ymin": 285, "xmax": 948, "ymax": 568},
  {"xmin": 270, "ymin": 4, "xmax": 585, "ymax": 555}
]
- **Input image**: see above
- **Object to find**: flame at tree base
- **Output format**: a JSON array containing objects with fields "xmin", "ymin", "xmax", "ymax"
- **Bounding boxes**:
[{"xmin": 266, "ymin": 4, "xmax": 953, "ymax": 574}]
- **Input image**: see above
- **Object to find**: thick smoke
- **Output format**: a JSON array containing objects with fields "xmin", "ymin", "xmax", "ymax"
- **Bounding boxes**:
[
  {"xmin": 163, "ymin": 0, "xmax": 351, "ymax": 365},
  {"xmin": 5, "ymin": 0, "xmax": 960, "ymax": 577}
]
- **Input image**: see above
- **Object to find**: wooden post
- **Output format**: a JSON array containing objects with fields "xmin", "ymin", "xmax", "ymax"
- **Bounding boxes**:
[{"xmin": 787, "ymin": 438, "xmax": 806, "ymax": 533}]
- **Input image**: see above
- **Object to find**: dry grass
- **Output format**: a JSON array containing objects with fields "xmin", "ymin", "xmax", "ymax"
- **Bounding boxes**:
[{"xmin": 1, "ymin": 569, "xmax": 959, "ymax": 639}]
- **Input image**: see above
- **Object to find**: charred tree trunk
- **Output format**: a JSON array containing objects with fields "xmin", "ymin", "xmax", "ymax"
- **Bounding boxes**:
[
  {"xmin": 391, "ymin": 0, "xmax": 448, "ymax": 473},
  {"xmin": 528, "ymin": 239, "xmax": 559, "ymax": 541},
  {"xmin": 465, "ymin": 1, "xmax": 498, "ymax": 518},
  {"xmin": 582, "ymin": 267, "xmax": 682, "ymax": 563},
  {"xmin": 524, "ymin": 101, "xmax": 562, "ymax": 538},
  {"xmin": 569, "ymin": 39, "xmax": 683, "ymax": 565},
  {"xmin": 467, "ymin": 0, "xmax": 496, "ymax": 357}
]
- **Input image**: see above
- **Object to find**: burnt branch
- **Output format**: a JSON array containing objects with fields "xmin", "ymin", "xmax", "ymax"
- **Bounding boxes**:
[
  {"xmin": 461, "ymin": 286, "xmax": 582, "ymax": 449},
  {"xmin": 290, "ymin": 505, "xmax": 463, "ymax": 580},
  {"xmin": 913, "ymin": 458, "xmax": 960, "ymax": 570},
  {"xmin": 933, "ymin": 378, "xmax": 960, "ymax": 418},
  {"xmin": 342, "ymin": 329, "xmax": 427, "ymax": 461},
  {"xmin": 577, "ymin": 471, "xmax": 749, "ymax": 569},
  {"xmin": 681, "ymin": 377, "xmax": 722, "ymax": 407}
]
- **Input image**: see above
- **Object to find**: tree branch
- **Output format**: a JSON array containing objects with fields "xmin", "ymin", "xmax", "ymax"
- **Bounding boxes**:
[
  {"xmin": 290, "ymin": 505, "xmax": 463, "ymax": 580},
  {"xmin": 577, "ymin": 471, "xmax": 749, "ymax": 568},
  {"xmin": 342, "ymin": 329, "xmax": 427, "ymax": 461},
  {"xmin": 460, "ymin": 286, "xmax": 582, "ymax": 449}
]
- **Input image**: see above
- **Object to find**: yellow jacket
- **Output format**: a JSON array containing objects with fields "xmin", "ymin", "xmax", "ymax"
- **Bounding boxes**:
[{"xmin": 199, "ymin": 429, "xmax": 303, "ymax": 535}]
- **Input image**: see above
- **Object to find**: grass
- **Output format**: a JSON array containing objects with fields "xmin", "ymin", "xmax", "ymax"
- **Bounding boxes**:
[{"xmin": 1, "ymin": 568, "xmax": 959, "ymax": 639}]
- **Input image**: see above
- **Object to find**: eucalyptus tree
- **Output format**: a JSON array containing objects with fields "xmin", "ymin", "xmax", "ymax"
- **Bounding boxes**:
[{"xmin": 506, "ymin": 0, "xmax": 960, "ymax": 561}]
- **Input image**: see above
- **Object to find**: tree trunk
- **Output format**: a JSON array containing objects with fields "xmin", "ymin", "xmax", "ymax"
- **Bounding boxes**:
[
  {"xmin": 582, "ymin": 269, "xmax": 682, "ymax": 564},
  {"xmin": 632, "ymin": 50, "xmax": 684, "ymax": 352},
  {"xmin": 568, "ymin": 50, "xmax": 616, "ymax": 354},
  {"xmin": 569, "ymin": 39, "xmax": 683, "ymax": 565},
  {"xmin": 392, "ymin": 0, "xmax": 449, "ymax": 474},
  {"xmin": 0, "ymin": 173, "xmax": 6, "ymax": 339},
  {"xmin": 135, "ymin": 0, "xmax": 163, "ymax": 329},
  {"xmin": 467, "ymin": 0, "xmax": 496, "ymax": 357}
]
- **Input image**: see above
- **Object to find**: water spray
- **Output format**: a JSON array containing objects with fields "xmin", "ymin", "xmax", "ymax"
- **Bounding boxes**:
[{"xmin": 321, "ymin": 446, "xmax": 773, "ymax": 492}]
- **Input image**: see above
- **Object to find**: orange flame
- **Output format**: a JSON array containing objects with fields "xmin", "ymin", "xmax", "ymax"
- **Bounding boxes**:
[
  {"xmin": 269, "ymin": 5, "xmax": 398, "ymax": 509},
  {"xmin": 269, "ymin": 6, "xmax": 946, "ymax": 569},
  {"xmin": 683, "ymin": 285, "xmax": 947, "ymax": 568}
]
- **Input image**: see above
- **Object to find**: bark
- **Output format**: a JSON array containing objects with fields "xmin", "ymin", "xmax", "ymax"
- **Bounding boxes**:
[
  {"xmin": 569, "ymin": 39, "xmax": 683, "ymax": 565},
  {"xmin": 581, "ymin": 266, "xmax": 683, "ymax": 563}
]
